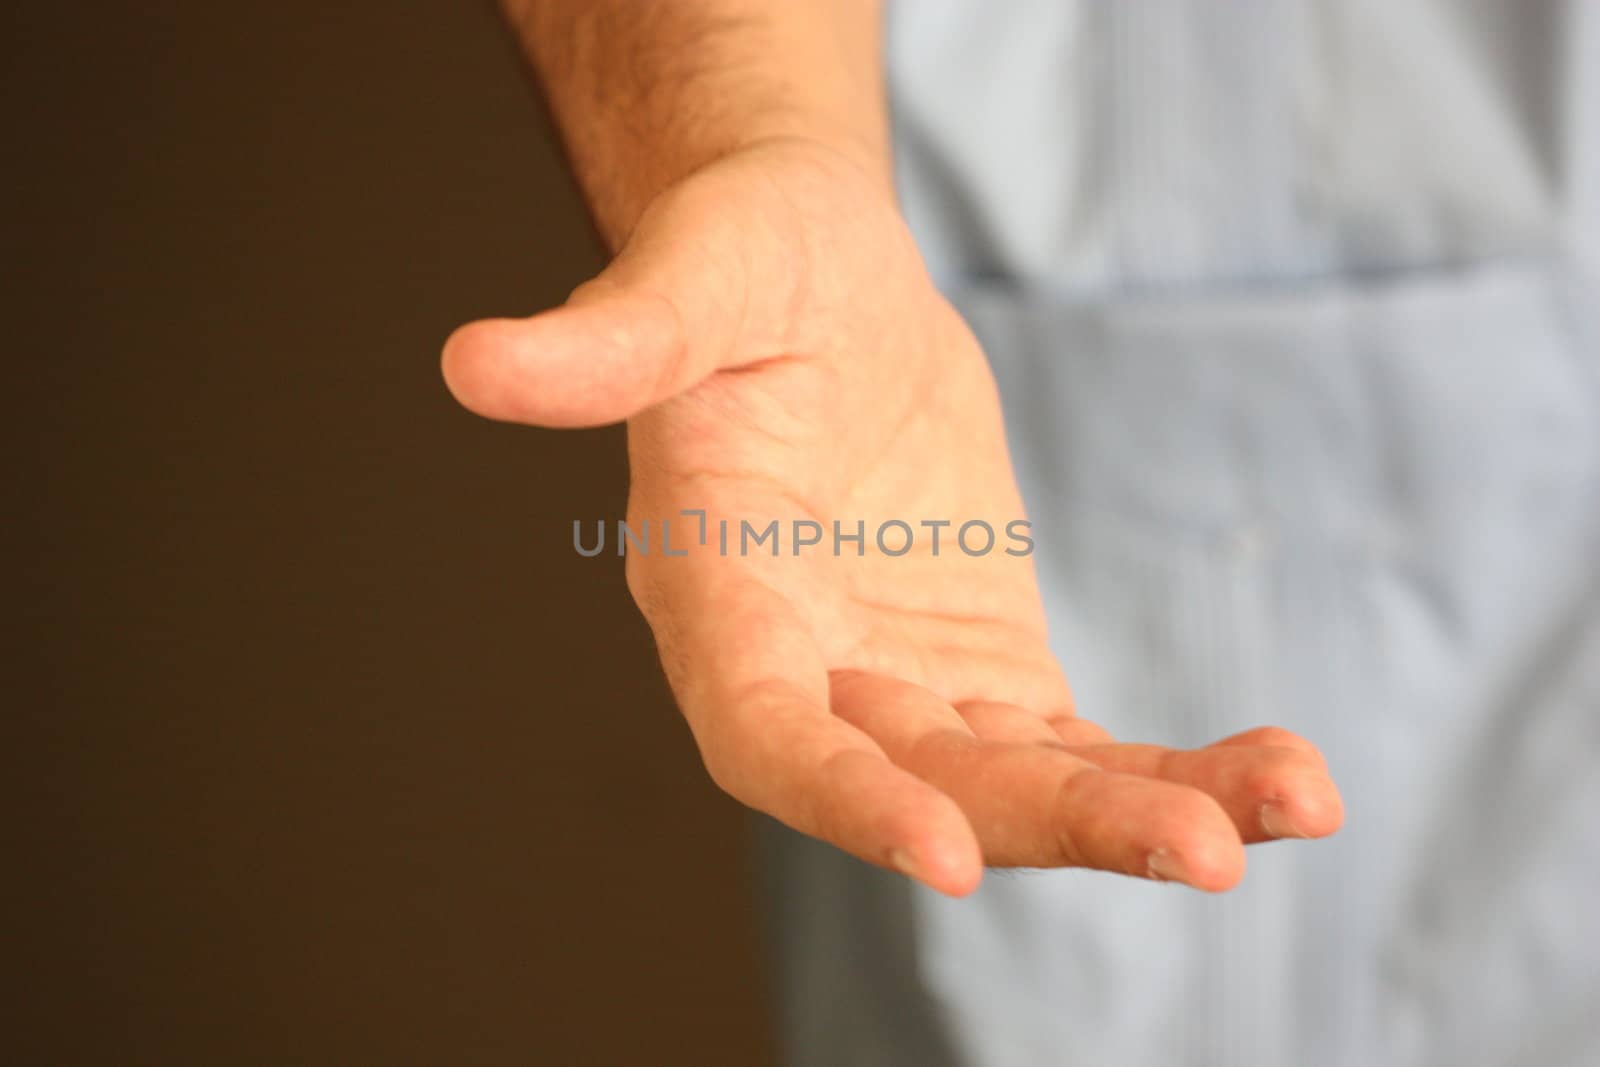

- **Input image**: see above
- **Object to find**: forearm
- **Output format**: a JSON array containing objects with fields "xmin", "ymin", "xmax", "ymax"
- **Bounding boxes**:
[{"xmin": 499, "ymin": 0, "xmax": 888, "ymax": 248}]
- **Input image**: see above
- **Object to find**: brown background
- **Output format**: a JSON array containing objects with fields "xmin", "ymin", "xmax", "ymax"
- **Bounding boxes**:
[{"xmin": 10, "ymin": 3, "xmax": 770, "ymax": 1063}]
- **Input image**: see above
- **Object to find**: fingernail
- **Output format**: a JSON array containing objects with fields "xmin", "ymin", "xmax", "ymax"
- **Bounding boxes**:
[
  {"xmin": 1260, "ymin": 801, "xmax": 1306, "ymax": 838},
  {"xmin": 888, "ymin": 848, "xmax": 920, "ymax": 881},
  {"xmin": 1146, "ymin": 847, "xmax": 1183, "ymax": 883}
]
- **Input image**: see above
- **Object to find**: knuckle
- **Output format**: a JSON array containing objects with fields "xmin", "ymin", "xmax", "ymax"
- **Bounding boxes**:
[
  {"xmin": 623, "ymin": 552, "xmax": 660, "ymax": 615},
  {"xmin": 1180, "ymin": 789, "xmax": 1230, "ymax": 829},
  {"xmin": 694, "ymin": 724, "xmax": 745, "ymax": 802},
  {"xmin": 1250, "ymin": 726, "xmax": 1310, "ymax": 751}
]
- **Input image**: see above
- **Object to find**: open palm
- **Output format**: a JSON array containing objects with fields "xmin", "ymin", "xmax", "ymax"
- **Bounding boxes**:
[{"xmin": 444, "ymin": 140, "xmax": 1341, "ymax": 895}]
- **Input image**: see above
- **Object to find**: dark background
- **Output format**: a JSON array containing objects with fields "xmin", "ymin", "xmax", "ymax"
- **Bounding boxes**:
[{"xmin": 9, "ymin": 4, "xmax": 770, "ymax": 1063}]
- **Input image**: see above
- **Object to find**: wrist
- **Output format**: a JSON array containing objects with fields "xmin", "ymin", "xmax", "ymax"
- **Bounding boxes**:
[
  {"xmin": 575, "ymin": 119, "xmax": 893, "ymax": 253},
  {"xmin": 507, "ymin": 1, "xmax": 890, "ymax": 249}
]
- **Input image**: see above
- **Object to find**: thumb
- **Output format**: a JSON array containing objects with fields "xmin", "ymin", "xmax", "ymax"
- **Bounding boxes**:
[{"xmin": 441, "ymin": 194, "xmax": 793, "ymax": 428}]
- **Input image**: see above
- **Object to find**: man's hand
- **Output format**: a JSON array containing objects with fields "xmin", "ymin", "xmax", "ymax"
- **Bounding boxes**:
[{"xmin": 443, "ymin": 134, "xmax": 1342, "ymax": 896}]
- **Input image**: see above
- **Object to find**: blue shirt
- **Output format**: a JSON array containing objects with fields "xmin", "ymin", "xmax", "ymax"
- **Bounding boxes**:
[{"xmin": 763, "ymin": 3, "xmax": 1600, "ymax": 1064}]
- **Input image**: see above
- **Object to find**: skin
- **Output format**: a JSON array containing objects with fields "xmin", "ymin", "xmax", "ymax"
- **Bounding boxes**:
[{"xmin": 443, "ymin": 1, "xmax": 1343, "ymax": 897}]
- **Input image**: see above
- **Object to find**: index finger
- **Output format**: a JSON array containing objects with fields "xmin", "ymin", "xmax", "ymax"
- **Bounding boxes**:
[{"xmin": 631, "ymin": 554, "xmax": 984, "ymax": 896}]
